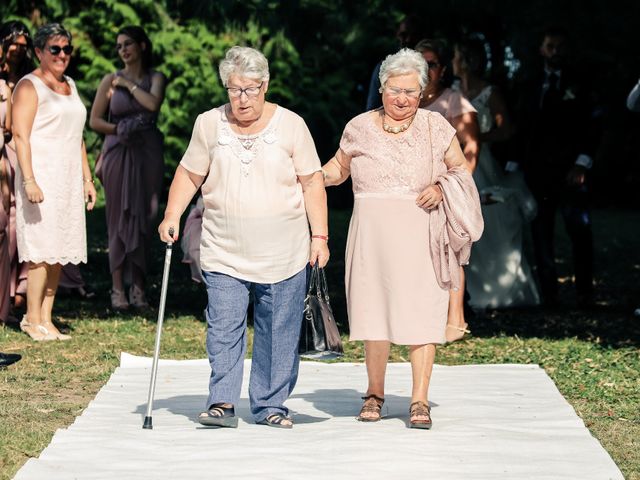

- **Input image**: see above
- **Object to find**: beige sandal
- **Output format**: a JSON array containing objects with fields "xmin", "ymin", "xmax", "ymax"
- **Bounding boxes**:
[
  {"xmin": 110, "ymin": 289, "xmax": 129, "ymax": 310},
  {"xmin": 446, "ymin": 323, "xmax": 470, "ymax": 343},
  {"xmin": 129, "ymin": 285, "xmax": 149, "ymax": 309},
  {"xmin": 20, "ymin": 316, "xmax": 57, "ymax": 341}
]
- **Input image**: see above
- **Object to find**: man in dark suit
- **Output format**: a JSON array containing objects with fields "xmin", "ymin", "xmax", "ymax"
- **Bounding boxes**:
[{"xmin": 514, "ymin": 27, "xmax": 596, "ymax": 306}]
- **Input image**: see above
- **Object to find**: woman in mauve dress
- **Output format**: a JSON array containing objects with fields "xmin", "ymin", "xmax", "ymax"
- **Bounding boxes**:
[
  {"xmin": 323, "ymin": 49, "xmax": 483, "ymax": 428},
  {"xmin": 90, "ymin": 26, "xmax": 166, "ymax": 310}
]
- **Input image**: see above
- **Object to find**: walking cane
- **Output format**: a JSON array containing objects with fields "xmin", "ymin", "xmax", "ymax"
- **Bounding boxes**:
[{"xmin": 143, "ymin": 227, "xmax": 174, "ymax": 430}]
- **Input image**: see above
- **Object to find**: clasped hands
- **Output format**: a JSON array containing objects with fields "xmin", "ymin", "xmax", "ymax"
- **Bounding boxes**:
[{"xmin": 416, "ymin": 184, "xmax": 443, "ymax": 210}]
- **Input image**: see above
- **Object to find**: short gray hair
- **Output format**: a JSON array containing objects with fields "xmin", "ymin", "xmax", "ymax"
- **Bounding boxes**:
[
  {"xmin": 33, "ymin": 23, "xmax": 72, "ymax": 50},
  {"xmin": 378, "ymin": 48, "xmax": 428, "ymax": 91},
  {"xmin": 219, "ymin": 46, "xmax": 270, "ymax": 86}
]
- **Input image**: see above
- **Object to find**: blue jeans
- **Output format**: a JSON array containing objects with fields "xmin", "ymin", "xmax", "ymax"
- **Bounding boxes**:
[{"xmin": 201, "ymin": 267, "xmax": 307, "ymax": 422}]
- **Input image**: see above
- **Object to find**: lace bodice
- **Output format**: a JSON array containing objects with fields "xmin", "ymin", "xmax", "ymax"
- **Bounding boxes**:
[
  {"xmin": 470, "ymin": 86, "xmax": 494, "ymax": 134},
  {"xmin": 340, "ymin": 109, "xmax": 456, "ymax": 196}
]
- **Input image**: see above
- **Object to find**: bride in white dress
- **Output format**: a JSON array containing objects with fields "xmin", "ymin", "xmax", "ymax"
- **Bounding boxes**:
[{"xmin": 453, "ymin": 39, "xmax": 540, "ymax": 308}]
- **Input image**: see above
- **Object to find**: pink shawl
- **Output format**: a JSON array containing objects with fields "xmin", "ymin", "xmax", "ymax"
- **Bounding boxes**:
[{"xmin": 430, "ymin": 166, "xmax": 484, "ymax": 291}]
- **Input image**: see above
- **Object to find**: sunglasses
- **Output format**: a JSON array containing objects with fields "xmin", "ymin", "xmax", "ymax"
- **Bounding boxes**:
[
  {"xmin": 46, "ymin": 45, "xmax": 74, "ymax": 56},
  {"xmin": 426, "ymin": 61, "xmax": 440, "ymax": 69}
]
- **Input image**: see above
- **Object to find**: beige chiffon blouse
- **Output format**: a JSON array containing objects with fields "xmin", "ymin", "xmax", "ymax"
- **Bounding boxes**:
[{"xmin": 180, "ymin": 105, "xmax": 321, "ymax": 283}]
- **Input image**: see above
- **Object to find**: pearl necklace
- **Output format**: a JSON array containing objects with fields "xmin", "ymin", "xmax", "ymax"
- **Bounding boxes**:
[{"xmin": 382, "ymin": 113, "xmax": 415, "ymax": 134}]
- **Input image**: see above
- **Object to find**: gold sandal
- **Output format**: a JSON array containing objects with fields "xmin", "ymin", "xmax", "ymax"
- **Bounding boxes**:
[{"xmin": 356, "ymin": 394, "xmax": 385, "ymax": 422}]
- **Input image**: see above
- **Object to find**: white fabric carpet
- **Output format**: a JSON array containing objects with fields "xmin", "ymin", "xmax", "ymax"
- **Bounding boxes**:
[{"xmin": 14, "ymin": 354, "xmax": 623, "ymax": 480}]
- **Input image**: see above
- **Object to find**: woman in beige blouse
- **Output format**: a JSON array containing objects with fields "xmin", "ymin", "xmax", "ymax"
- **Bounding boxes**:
[{"xmin": 159, "ymin": 46, "xmax": 329, "ymax": 429}]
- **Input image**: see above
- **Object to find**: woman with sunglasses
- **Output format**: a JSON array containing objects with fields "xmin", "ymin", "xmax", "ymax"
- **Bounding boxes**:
[
  {"xmin": 12, "ymin": 23, "xmax": 96, "ymax": 340},
  {"xmin": 89, "ymin": 26, "xmax": 166, "ymax": 310},
  {"xmin": 0, "ymin": 21, "xmax": 35, "ymax": 313},
  {"xmin": 416, "ymin": 38, "xmax": 480, "ymax": 343}
]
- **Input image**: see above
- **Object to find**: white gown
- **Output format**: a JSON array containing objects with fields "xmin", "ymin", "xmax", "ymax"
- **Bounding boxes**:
[{"xmin": 466, "ymin": 86, "xmax": 541, "ymax": 308}]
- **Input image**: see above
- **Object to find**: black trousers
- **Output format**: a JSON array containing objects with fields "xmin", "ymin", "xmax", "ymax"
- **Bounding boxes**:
[{"xmin": 530, "ymin": 185, "xmax": 594, "ymax": 303}]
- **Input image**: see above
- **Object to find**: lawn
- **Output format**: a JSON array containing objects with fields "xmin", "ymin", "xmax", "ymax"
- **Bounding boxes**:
[{"xmin": 0, "ymin": 207, "xmax": 638, "ymax": 479}]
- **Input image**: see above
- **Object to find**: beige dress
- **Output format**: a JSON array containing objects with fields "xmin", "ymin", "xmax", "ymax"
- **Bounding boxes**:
[
  {"xmin": 341, "ymin": 109, "xmax": 456, "ymax": 345},
  {"xmin": 15, "ymin": 74, "xmax": 87, "ymax": 264}
]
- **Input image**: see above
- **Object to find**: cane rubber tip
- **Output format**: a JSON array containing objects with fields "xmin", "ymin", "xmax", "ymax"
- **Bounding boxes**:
[{"xmin": 143, "ymin": 417, "xmax": 153, "ymax": 429}]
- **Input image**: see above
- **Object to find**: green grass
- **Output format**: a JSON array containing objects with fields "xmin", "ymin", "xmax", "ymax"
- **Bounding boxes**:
[{"xmin": 0, "ymin": 207, "xmax": 639, "ymax": 479}]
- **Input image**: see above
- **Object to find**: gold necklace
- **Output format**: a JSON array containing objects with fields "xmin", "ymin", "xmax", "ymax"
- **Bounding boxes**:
[{"xmin": 382, "ymin": 112, "xmax": 415, "ymax": 134}]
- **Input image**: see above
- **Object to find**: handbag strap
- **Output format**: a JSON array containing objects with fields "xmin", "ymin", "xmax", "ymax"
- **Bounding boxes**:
[{"xmin": 307, "ymin": 264, "xmax": 330, "ymax": 302}]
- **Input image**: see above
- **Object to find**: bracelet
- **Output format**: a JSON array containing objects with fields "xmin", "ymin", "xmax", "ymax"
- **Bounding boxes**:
[
  {"xmin": 83, "ymin": 178, "xmax": 94, "ymax": 184},
  {"xmin": 312, "ymin": 234, "xmax": 329, "ymax": 241},
  {"xmin": 22, "ymin": 177, "xmax": 35, "ymax": 186},
  {"xmin": 129, "ymin": 84, "xmax": 138, "ymax": 94}
]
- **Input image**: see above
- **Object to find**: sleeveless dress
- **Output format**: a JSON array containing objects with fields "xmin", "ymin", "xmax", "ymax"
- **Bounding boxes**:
[
  {"xmin": 0, "ymin": 79, "xmax": 28, "ymax": 296},
  {"xmin": 15, "ymin": 74, "xmax": 87, "ymax": 265},
  {"xmin": 100, "ymin": 71, "xmax": 164, "ymax": 276},
  {"xmin": 340, "ymin": 109, "xmax": 456, "ymax": 345},
  {"xmin": 465, "ymin": 86, "xmax": 540, "ymax": 308}
]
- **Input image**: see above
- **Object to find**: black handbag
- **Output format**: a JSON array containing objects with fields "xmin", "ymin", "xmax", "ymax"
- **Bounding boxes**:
[{"xmin": 299, "ymin": 265, "xmax": 343, "ymax": 356}]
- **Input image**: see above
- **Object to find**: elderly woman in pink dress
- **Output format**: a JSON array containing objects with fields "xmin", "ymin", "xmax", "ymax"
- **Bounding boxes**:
[
  {"xmin": 159, "ymin": 46, "xmax": 329, "ymax": 429},
  {"xmin": 12, "ymin": 24, "xmax": 96, "ymax": 341},
  {"xmin": 322, "ymin": 48, "xmax": 483, "ymax": 428},
  {"xmin": 416, "ymin": 38, "xmax": 480, "ymax": 342}
]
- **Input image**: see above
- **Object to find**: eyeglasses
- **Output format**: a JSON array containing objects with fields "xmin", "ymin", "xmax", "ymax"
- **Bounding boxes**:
[
  {"xmin": 115, "ymin": 39, "xmax": 136, "ymax": 51},
  {"xmin": 46, "ymin": 45, "xmax": 73, "ymax": 56},
  {"xmin": 426, "ymin": 61, "xmax": 440, "ymax": 69},
  {"xmin": 226, "ymin": 82, "xmax": 264, "ymax": 98},
  {"xmin": 11, "ymin": 42, "xmax": 29, "ymax": 51},
  {"xmin": 384, "ymin": 86, "xmax": 422, "ymax": 99}
]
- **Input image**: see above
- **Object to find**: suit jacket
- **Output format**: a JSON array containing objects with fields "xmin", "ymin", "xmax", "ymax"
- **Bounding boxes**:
[{"xmin": 513, "ymin": 68, "xmax": 596, "ymax": 192}]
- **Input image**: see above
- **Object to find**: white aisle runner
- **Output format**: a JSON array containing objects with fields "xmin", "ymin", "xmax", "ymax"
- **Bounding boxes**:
[{"xmin": 14, "ymin": 354, "xmax": 623, "ymax": 480}]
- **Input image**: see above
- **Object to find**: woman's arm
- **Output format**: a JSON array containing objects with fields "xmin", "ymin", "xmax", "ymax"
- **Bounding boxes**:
[
  {"xmin": 89, "ymin": 73, "xmax": 118, "ymax": 135},
  {"xmin": 2, "ymin": 82, "xmax": 11, "ymax": 135},
  {"xmin": 452, "ymin": 112, "xmax": 479, "ymax": 172},
  {"xmin": 321, "ymin": 149, "xmax": 352, "ymax": 186},
  {"xmin": 158, "ymin": 165, "xmax": 205, "ymax": 242},
  {"xmin": 482, "ymin": 88, "xmax": 515, "ymax": 143},
  {"xmin": 12, "ymin": 80, "xmax": 43, "ymax": 203},
  {"xmin": 80, "ymin": 141, "xmax": 97, "ymax": 211},
  {"xmin": 416, "ymin": 137, "xmax": 466, "ymax": 210},
  {"xmin": 298, "ymin": 170, "xmax": 330, "ymax": 268},
  {"xmin": 112, "ymin": 71, "xmax": 166, "ymax": 113}
]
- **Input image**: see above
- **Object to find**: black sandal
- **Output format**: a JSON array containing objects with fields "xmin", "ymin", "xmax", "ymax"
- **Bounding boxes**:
[
  {"xmin": 257, "ymin": 413, "xmax": 293, "ymax": 429},
  {"xmin": 198, "ymin": 403, "xmax": 238, "ymax": 428},
  {"xmin": 356, "ymin": 394, "xmax": 385, "ymax": 422},
  {"xmin": 409, "ymin": 401, "xmax": 432, "ymax": 429}
]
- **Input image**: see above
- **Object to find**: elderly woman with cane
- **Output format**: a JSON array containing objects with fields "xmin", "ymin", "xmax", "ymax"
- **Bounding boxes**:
[
  {"xmin": 158, "ymin": 46, "xmax": 329, "ymax": 429},
  {"xmin": 322, "ymin": 49, "xmax": 482, "ymax": 428}
]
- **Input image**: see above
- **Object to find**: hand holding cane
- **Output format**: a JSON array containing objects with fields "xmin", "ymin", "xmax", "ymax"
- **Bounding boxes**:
[{"xmin": 143, "ymin": 226, "xmax": 174, "ymax": 430}]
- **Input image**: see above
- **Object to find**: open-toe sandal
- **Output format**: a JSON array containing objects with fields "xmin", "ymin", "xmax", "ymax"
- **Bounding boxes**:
[
  {"xmin": 198, "ymin": 403, "xmax": 238, "ymax": 428},
  {"xmin": 257, "ymin": 413, "xmax": 293, "ymax": 429},
  {"xmin": 356, "ymin": 394, "xmax": 385, "ymax": 422},
  {"xmin": 409, "ymin": 401, "xmax": 432, "ymax": 429},
  {"xmin": 445, "ymin": 323, "xmax": 470, "ymax": 343}
]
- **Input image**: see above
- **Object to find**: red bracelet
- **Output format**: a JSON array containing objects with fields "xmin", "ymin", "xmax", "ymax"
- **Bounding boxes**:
[{"xmin": 312, "ymin": 234, "xmax": 329, "ymax": 241}]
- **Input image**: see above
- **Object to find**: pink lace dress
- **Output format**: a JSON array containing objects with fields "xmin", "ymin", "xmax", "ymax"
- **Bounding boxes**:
[{"xmin": 340, "ymin": 109, "xmax": 456, "ymax": 344}]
